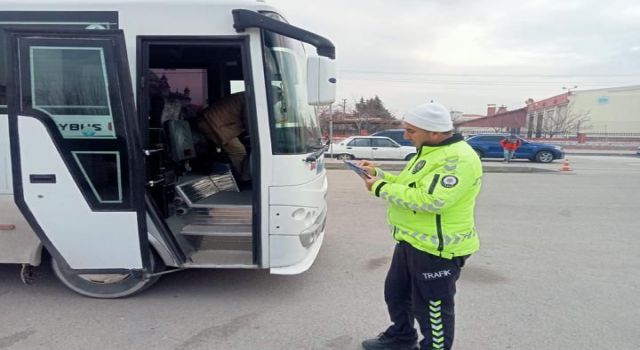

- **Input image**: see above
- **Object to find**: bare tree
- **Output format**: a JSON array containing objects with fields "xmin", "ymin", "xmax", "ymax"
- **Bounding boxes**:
[
  {"xmin": 313, "ymin": 104, "xmax": 332, "ymax": 118},
  {"xmin": 542, "ymin": 104, "xmax": 591, "ymax": 138}
]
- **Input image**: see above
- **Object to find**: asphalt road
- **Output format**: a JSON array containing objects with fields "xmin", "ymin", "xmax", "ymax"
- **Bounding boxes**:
[{"xmin": 0, "ymin": 155, "xmax": 639, "ymax": 349}]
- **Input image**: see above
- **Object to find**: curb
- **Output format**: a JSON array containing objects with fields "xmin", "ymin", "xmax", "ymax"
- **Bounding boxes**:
[
  {"xmin": 565, "ymin": 152, "xmax": 638, "ymax": 157},
  {"xmin": 482, "ymin": 166, "xmax": 558, "ymax": 173},
  {"xmin": 325, "ymin": 162, "xmax": 557, "ymax": 174}
]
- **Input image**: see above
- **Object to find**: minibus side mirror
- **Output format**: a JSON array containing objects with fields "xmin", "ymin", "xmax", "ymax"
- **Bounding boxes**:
[{"xmin": 307, "ymin": 56, "xmax": 336, "ymax": 106}]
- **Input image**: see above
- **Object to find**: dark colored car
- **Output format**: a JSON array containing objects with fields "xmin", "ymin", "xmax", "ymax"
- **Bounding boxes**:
[
  {"xmin": 465, "ymin": 134, "xmax": 564, "ymax": 163},
  {"xmin": 371, "ymin": 129, "xmax": 413, "ymax": 146}
]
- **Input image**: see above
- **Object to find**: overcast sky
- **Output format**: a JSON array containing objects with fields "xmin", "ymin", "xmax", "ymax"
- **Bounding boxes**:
[{"xmin": 268, "ymin": 0, "xmax": 640, "ymax": 116}]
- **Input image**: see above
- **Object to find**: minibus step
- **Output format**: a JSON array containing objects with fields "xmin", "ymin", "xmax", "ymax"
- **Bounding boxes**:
[
  {"xmin": 184, "ymin": 207, "xmax": 252, "ymax": 225},
  {"xmin": 187, "ymin": 249, "xmax": 254, "ymax": 266},
  {"xmin": 195, "ymin": 234, "xmax": 252, "ymax": 251},
  {"xmin": 181, "ymin": 223, "xmax": 252, "ymax": 237}
]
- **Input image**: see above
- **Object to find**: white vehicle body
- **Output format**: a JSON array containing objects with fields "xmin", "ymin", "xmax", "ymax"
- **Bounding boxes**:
[
  {"xmin": 331, "ymin": 136, "xmax": 416, "ymax": 160},
  {"xmin": 0, "ymin": 0, "xmax": 336, "ymax": 297}
]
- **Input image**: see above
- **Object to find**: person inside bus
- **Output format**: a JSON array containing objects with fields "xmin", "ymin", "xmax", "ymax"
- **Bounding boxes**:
[{"xmin": 196, "ymin": 92, "xmax": 251, "ymax": 183}]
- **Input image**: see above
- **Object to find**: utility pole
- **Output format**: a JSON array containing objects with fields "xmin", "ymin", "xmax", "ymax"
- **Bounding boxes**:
[
  {"xmin": 342, "ymin": 98, "xmax": 347, "ymax": 114},
  {"xmin": 329, "ymin": 103, "xmax": 334, "ymax": 155}
]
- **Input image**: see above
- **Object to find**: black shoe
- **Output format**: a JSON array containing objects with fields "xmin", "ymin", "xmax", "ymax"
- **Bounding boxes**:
[{"xmin": 361, "ymin": 333, "xmax": 417, "ymax": 350}]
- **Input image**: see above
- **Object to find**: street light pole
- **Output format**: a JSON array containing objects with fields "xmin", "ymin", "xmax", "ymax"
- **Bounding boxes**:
[
  {"xmin": 329, "ymin": 103, "xmax": 334, "ymax": 155},
  {"xmin": 562, "ymin": 85, "xmax": 578, "ymax": 94}
]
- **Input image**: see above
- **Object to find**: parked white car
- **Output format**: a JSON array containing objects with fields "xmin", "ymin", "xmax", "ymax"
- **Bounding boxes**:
[{"xmin": 329, "ymin": 136, "xmax": 417, "ymax": 160}]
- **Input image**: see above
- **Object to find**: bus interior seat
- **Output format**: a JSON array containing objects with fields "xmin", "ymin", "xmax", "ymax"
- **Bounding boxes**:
[
  {"xmin": 164, "ymin": 119, "xmax": 196, "ymax": 163},
  {"xmin": 164, "ymin": 119, "xmax": 241, "ymax": 204}
]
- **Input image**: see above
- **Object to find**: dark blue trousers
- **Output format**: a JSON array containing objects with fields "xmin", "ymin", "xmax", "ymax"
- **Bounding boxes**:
[{"xmin": 383, "ymin": 241, "xmax": 467, "ymax": 350}]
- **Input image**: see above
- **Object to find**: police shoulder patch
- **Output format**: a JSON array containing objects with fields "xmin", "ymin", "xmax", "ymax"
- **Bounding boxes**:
[
  {"xmin": 441, "ymin": 175, "xmax": 459, "ymax": 188},
  {"xmin": 412, "ymin": 160, "xmax": 426, "ymax": 174}
]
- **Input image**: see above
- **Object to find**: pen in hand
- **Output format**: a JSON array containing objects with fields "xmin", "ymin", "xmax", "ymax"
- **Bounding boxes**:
[
  {"xmin": 356, "ymin": 160, "xmax": 377, "ymax": 177},
  {"xmin": 357, "ymin": 159, "xmax": 380, "ymax": 190}
]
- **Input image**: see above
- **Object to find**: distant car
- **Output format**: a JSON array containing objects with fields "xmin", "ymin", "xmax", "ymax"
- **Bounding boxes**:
[
  {"xmin": 370, "ymin": 129, "xmax": 413, "ymax": 146},
  {"xmin": 329, "ymin": 136, "xmax": 416, "ymax": 160},
  {"xmin": 636, "ymin": 146, "xmax": 640, "ymax": 156},
  {"xmin": 465, "ymin": 134, "xmax": 564, "ymax": 163}
]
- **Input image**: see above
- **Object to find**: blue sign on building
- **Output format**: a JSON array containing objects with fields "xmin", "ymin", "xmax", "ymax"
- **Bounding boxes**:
[{"xmin": 597, "ymin": 96, "xmax": 610, "ymax": 105}]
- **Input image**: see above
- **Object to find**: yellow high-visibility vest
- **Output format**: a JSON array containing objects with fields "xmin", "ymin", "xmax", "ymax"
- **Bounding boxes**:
[{"xmin": 371, "ymin": 135, "xmax": 483, "ymax": 258}]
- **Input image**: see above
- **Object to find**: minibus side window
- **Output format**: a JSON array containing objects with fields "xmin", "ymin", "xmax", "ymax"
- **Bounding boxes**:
[
  {"xmin": 0, "ymin": 11, "xmax": 119, "ymax": 111},
  {"xmin": 31, "ymin": 47, "xmax": 115, "ymax": 139},
  {"xmin": 29, "ymin": 46, "xmax": 123, "ymax": 204}
]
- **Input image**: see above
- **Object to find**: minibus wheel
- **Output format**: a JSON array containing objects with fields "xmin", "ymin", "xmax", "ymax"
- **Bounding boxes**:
[{"xmin": 51, "ymin": 249, "xmax": 165, "ymax": 299}]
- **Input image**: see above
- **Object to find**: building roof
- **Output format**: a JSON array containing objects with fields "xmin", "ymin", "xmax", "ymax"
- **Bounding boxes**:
[
  {"xmin": 574, "ymin": 84, "xmax": 640, "ymax": 94},
  {"xmin": 455, "ymin": 107, "xmax": 527, "ymax": 128},
  {"xmin": 454, "ymin": 114, "xmax": 484, "ymax": 123},
  {"xmin": 526, "ymin": 93, "xmax": 569, "ymax": 112}
]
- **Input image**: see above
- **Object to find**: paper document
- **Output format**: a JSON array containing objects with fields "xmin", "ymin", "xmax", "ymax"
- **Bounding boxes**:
[{"xmin": 343, "ymin": 160, "xmax": 371, "ymax": 178}]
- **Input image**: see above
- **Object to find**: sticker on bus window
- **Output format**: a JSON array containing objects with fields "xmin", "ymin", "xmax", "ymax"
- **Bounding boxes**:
[{"xmin": 53, "ymin": 116, "xmax": 116, "ymax": 139}]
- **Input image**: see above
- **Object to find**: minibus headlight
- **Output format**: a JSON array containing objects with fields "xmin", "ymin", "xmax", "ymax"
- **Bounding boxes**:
[
  {"xmin": 299, "ymin": 231, "xmax": 317, "ymax": 248},
  {"xmin": 299, "ymin": 210, "xmax": 326, "ymax": 248}
]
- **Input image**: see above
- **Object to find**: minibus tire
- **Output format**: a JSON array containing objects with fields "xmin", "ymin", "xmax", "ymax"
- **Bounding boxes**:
[{"xmin": 51, "ymin": 249, "xmax": 164, "ymax": 299}]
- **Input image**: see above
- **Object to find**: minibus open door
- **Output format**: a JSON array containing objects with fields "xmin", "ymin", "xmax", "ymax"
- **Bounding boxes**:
[{"xmin": 3, "ymin": 28, "xmax": 151, "ymax": 285}]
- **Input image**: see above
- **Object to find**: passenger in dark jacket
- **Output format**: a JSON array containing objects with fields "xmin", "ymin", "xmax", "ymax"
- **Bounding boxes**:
[{"xmin": 197, "ymin": 93, "xmax": 250, "ymax": 181}]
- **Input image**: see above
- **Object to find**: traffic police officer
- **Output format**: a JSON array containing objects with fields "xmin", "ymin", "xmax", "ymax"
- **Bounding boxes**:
[{"xmin": 359, "ymin": 102, "xmax": 482, "ymax": 350}]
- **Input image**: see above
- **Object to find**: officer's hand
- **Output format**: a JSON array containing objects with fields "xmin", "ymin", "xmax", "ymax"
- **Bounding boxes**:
[
  {"xmin": 357, "ymin": 160, "xmax": 377, "ymax": 176},
  {"xmin": 362, "ymin": 175, "xmax": 380, "ymax": 191}
]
